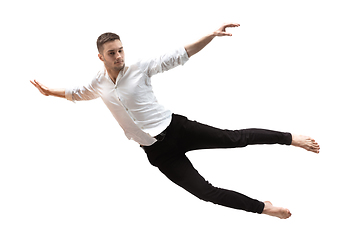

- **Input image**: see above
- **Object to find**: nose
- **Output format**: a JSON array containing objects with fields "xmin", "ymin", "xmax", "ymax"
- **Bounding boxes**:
[{"xmin": 116, "ymin": 52, "xmax": 122, "ymax": 60}]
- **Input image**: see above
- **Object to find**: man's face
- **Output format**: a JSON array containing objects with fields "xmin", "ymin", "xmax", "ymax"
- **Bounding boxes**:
[{"xmin": 98, "ymin": 39, "xmax": 125, "ymax": 72}]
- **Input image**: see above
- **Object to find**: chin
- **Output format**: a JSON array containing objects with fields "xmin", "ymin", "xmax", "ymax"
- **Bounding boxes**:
[{"xmin": 115, "ymin": 65, "xmax": 125, "ymax": 71}]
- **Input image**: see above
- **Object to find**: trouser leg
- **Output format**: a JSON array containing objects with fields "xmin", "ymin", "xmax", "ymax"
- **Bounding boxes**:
[
  {"xmin": 176, "ymin": 116, "xmax": 292, "ymax": 152},
  {"xmin": 157, "ymin": 153, "xmax": 265, "ymax": 213}
]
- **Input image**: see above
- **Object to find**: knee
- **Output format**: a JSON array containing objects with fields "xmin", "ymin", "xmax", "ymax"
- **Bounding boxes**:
[
  {"xmin": 191, "ymin": 183, "xmax": 220, "ymax": 204},
  {"xmin": 222, "ymin": 129, "xmax": 252, "ymax": 148}
]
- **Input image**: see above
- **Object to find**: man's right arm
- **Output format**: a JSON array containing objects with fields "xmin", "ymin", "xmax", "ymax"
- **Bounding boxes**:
[
  {"xmin": 30, "ymin": 78, "xmax": 101, "ymax": 102},
  {"xmin": 30, "ymin": 80, "xmax": 66, "ymax": 99}
]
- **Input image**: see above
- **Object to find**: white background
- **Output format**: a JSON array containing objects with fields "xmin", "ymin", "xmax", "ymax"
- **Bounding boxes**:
[{"xmin": 1, "ymin": 0, "xmax": 359, "ymax": 239}]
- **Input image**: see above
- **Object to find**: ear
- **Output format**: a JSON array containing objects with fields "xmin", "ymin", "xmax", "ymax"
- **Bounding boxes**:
[{"xmin": 98, "ymin": 53, "xmax": 104, "ymax": 62}]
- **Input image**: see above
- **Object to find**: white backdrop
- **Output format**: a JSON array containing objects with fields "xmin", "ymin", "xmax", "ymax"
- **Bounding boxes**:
[{"xmin": 1, "ymin": 0, "xmax": 359, "ymax": 239}]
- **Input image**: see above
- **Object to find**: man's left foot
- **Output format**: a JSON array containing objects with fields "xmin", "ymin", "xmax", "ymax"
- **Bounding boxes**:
[
  {"xmin": 291, "ymin": 134, "xmax": 320, "ymax": 153},
  {"xmin": 262, "ymin": 201, "xmax": 292, "ymax": 219}
]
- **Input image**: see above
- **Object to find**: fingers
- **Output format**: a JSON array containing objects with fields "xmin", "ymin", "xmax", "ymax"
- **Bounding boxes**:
[
  {"xmin": 221, "ymin": 23, "xmax": 240, "ymax": 31},
  {"xmin": 215, "ymin": 23, "xmax": 240, "ymax": 37},
  {"xmin": 217, "ymin": 32, "xmax": 233, "ymax": 37},
  {"xmin": 215, "ymin": 30, "xmax": 234, "ymax": 37},
  {"xmin": 30, "ymin": 79, "xmax": 40, "ymax": 86},
  {"xmin": 224, "ymin": 23, "xmax": 240, "ymax": 28},
  {"xmin": 30, "ymin": 79, "xmax": 42, "ymax": 89},
  {"xmin": 30, "ymin": 79, "xmax": 38, "ymax": 88},
  {"xmin": 30, "ymin": 79, "xmax": 49, "ymax": 96}
]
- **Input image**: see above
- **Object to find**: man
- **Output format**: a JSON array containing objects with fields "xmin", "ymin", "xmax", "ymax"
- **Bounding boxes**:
[{"xmin": 31, "ymin": 23, "xmax": 320, "ymax": 219}]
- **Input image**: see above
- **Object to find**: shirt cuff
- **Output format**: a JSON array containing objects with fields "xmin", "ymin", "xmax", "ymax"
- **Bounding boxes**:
[
  {"xmin": 65, "ymin": 88, "xmax": 75, "ymax": 102},
  {"xmin": 180, "ymin": 47, "xmax": 190, "ymax": 64}
]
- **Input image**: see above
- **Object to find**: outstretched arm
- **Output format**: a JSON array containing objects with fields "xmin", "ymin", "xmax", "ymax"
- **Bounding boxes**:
[
  {"xmin": 184, "ymin": 23, "xmax": 240, "ymax": 58},
  {"xmin": 30, "ymin": 80, "xmax": 66, "ymax": 98}
]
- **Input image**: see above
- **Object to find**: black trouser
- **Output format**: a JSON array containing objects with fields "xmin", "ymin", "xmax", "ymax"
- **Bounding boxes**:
[{"xmin": 141, "ymin": 114, "xmax": 292, "ymax": 214}]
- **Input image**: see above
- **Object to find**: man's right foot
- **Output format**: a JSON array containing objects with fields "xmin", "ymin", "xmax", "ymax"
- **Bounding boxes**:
[{"xmin": 262, "ymin": 201, "xmax": 292, "ymax": 219}]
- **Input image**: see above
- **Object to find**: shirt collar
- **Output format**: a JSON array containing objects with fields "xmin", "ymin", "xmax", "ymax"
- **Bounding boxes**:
[{"xmin": 104, "ymin": 66, "xmax": 128, "ymax": 84}]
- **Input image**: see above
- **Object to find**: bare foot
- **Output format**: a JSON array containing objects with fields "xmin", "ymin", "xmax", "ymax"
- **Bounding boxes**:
[
  {"xmin": 262, "ymin": 201, "xmax": 292, "ymax": 219},
  {"xmin": 291, "ymin": 134, "xmax": 320, "ymax": 153}
]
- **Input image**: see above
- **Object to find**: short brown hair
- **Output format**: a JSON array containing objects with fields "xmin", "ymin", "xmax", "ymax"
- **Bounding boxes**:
[{"xmin": 96, "ymin": 32, "xmax": 121, "ymax": 54}]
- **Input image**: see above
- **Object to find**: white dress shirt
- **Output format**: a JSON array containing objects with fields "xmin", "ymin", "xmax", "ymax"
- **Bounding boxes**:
[{"xmin": 65, "ymin": 47, "xmax": 189, "ymax": 146}]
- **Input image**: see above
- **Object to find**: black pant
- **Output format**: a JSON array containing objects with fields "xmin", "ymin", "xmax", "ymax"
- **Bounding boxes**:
[{"xmin": 141, "ymin": 114, "xmax": 292, "ymax": 214}]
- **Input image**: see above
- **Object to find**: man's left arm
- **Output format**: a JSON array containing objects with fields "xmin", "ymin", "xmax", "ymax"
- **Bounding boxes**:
[
  {"xmin": 142, "ymin": 23, "xmax": 240, "ymax": 78},
  {"xmin": 184, "ymin": 23, "xmax": 240, "ymax": 58}
]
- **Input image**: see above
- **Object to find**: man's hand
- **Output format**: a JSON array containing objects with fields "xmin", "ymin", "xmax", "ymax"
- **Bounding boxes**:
[
  {"xmin": 30, "ymin": 80, "xmax": 66, "ymax": 98},
  {"xmin": 212, "ymin": 23, "xmax": 240, "ymax": 37},
  {"xmin": 30, "ymin": 80, "xmax": 51, "ymax": 96}
]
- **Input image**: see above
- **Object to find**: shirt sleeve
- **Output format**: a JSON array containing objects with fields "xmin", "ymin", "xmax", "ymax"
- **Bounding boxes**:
[
  {"xmin": 65, "ymin": 73, "xmax": 101, "ymax": 102},
  {"xmin": 139, "ymin": 47, "xmax": 190, "ymax": 78}
]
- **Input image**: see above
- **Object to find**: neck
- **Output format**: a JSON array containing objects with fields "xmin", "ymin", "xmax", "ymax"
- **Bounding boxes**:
[{"xmin": 106, "ymin": 68, "xmax": 121, "ymax": 83}]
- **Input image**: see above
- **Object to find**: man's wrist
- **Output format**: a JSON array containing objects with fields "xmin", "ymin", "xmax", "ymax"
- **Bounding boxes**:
[
  {"xmin": 49, "ymin": 88, "xmax": 66, "ymax": 98},
  {"xmin": 208, "ymin": 32, "xmax": 217, "ymax": 38}
]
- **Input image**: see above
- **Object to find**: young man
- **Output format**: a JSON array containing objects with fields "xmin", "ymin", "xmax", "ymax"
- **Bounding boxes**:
[{"xmin": 31, "ymin": 23, "xmax": 320, "ymax": 219}]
